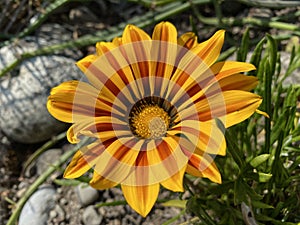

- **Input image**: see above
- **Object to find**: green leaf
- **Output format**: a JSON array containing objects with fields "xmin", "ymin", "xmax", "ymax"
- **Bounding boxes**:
[
  {"xmin": 162, "ymin": 199, "xmax": 187, "ymax": 208},
  {"xmin": 252, "ymin": 200, "xmax": 274, "ymax": 209},
  {"xmin": 186, "ymin": 197, "xmax": 217, "ymax": 225},
  {"xmin": 266, "ymin": 34, "xmax": 278, "ymax": 76},
  {"xmin": 237, "ymin": 27, "xmax": 250, "ymax": 62},
  {"xmin": 270, "ymin": 107, "xmax": 295, "ymax": 145},
  {"xmin": 250, "ymin": 37, "xmax": 266, "ymax": 69},
  {"xmin": 234, "ymin": 178, "xmax": 263, "ymax": 204},
  {"xmin": 250, "ymin": 154, "xmax": 270, "ymax": 167},
  {"xmin": 225, "ymin": 129, "xmax": 245, "ymax": 168},
  {"xmin": 258, "ymin": 172, "xmax": 272, "ymax": 182}
]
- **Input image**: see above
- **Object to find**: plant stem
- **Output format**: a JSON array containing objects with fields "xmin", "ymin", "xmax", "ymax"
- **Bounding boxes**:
[
  {"xmin": 194, "ymin": 10, "xmax": 300, "ymax": 33},
  {"xmin": 22, "ymin": 132, "xmax": 67, "ymax": 174},
  {"xmin": 0, "ymin": 0, "xmax": 210, "ymax": 78}
]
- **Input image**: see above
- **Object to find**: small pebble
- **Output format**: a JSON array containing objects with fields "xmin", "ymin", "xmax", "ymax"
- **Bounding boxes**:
[
  {"xmin": 49, "ymin": 210, "xmax": 57, "ymax": 219},
  {"xmin": 75, "ymin": 183, "xmax": 100, "ymax": 207},
  {"xmin": 82, "ymin": 205, "xmax": 103, "ymax": 225},
  {"xmin": 60, "ymin": 198, "xmax": 67, "ymax": 205}
]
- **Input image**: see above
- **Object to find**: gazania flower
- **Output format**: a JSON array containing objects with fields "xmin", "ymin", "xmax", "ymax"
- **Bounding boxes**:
[{"xmin": 47, "ymin": 22, "xmax": 263, "ymax": 216}]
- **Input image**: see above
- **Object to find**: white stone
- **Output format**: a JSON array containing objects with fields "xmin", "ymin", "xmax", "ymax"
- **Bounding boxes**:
[
  {"xmin": 19, "ymin": 185, "xmax": 56, "ymax": 225},
  {"xmin": 75, "ymin": 184, "xmax": 100, "ymax": 207},
  {"xmin": 82, "ymin": 205, "xmax": 103, "ymax": 225}
]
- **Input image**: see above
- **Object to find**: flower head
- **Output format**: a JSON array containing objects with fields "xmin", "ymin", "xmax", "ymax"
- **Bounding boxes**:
[{"xmin": 47, "ymin": 22, "xmax": 262, "ymax": 216}]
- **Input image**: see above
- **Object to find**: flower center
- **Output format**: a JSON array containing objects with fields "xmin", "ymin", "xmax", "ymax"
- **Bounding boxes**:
[{"xmin": 129, "ymin": 97, "xmax": 173, "ymax": 139}]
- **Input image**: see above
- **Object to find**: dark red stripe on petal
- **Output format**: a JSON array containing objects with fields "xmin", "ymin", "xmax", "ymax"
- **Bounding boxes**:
[{"xmin": 156, "ymin": 140, "xmax": 173, "ymax": 161}]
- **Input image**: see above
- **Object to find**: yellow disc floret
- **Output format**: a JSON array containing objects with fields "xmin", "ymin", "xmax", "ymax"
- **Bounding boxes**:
[{"xmin": 130, "ymin": 105, "xmax": 170, "ymax": 139}]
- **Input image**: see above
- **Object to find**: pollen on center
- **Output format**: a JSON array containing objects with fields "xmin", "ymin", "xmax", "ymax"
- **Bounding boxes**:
[{"xmin": 130, "ymin": 105, "xmax": 170, "ymax": 139}]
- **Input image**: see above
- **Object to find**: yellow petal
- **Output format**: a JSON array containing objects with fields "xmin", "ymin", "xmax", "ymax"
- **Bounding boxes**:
[
  {"xmin": 122, "ymin": 24, "xmax": 151, "ymax": 43},
  {"xmin": 93, "ymin": 138, "xmax": 141, "ymax": 184},
  {"xmin": 190, "ymin": 61, "xmax": 256, "ymax": 101},
  {"xmin": 76, "ymin": 54, "xmax": 98, "ymax": 73},
  {"xmin": 120, "ymin": 24, "xmax": 152, "ymax": 89},
  {"xmin": 152, "ymin": 21, "xmax": 177, "ymax": 43},
  {"xmin": 47, "ymin": 81, "xmax": 103, "ymax": 123},
  {"xmin": 169, "ymin": 31, "xmax": 225, "ymax": 99},
  {"xmin": 63, "ymin": 141, "xmax": 103, "ymax": 178},
  {"xmin": 211, "ymin": 61, "xmax": 256, "ymax": 80},
  {"xmin": 178, "ymin": 32, "xmax": 198, "ymax": 49},
  {"xmin": 121, "ymin": 183, "xmax": 160, "ymax": 217},
  {"xmin": 186, "ymin": 153, "xmax": 222, "ymax": 184},
  {"xmin": 85, "ymin": 45, "xmax": 141, "ymax": 98},
  {"xmin": 95, "ymin": 41, "xmax": 117, "ymax": 56},
  {"xmin": 112, "ymin": 37, "xmax": 122, "ymax": 45},
  {"xmin": 145, "ymin": 138, "xmax": 188, "ymax": 185},
  {"xmin": 169, "ymin": 120, "xmax": 226, "ymax": 156},
  {"xmin": 150, "ymin": 22, "xmax": 177, "ymax": 93},
  {"xmin": 66, "ymin": 116, "xmax": 129, "ymax": 144},
  {"xmin": 64, "ymin": 150, "xmax": 90, "ymax": 178},
  {"xmin": 256, "ymin": 109, "xmax": 270, "ymax": 118},
  {"xmin": 205, "ymin": 74, "xmax": 258, "ymax": 96},
  {"xmin": 190, "ymin": 30, "xmax": 225, "ymax": 67},
  {"xmin": 90, "ymin": 172, "xmax": 118, "ymax": 190},
  {"xmin": 195, "ymin": 90, "xmax": 263, "ymax": 128},
  {"xmin": 160, "ymin": 164, "xmax": 186, "ymax": 192}
]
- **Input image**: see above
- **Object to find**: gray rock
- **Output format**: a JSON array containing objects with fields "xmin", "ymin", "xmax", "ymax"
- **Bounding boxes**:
[
  {"xmin": 0, "ymin": 24, "xmax": 83, "ymax": 144},
  {"xmin": 36, "ymin": 148, "xmax": 63, "ymax": 175},
  {"xmin": 75, "ymin": 183, "xmax": 100, "ymax": 207},
  {"xmin": 18, "ymin": 185, "xmax": 56, "ymax": 225},
  {"xmin": 82, "ymin": 205, "xmax": 103, "ymax": 225}
]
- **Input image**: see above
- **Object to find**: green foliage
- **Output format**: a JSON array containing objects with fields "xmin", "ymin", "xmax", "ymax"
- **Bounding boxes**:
[{"xmin": 186, "ymin": 29, "xmax": 300, "ymax": 224}]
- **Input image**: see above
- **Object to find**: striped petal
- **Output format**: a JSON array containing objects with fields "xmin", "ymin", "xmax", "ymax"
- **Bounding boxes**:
[
  {"xmin": 160, "ymin": 164, "xmax": 186, "ymax": 192},
  {"xmin": 212, "ymin": 61, "xmax": 256, "ymax": 80},
  {"xmin": 123, "ymin": 24, "xmax": 151, "ymax": 43},
  {"xmin": 146, "ymin": 138, "xmax": 188, "ymax": 184},
  {"xmin": 190, "ymin": 30, "xmax": 225, "ymax": 67},
  {"xmin": 124, "ymin": 138, "xmax": 188, "ymax": 187},
  {"xmin": 47, "ymin": 81, "xmax": 104, "ymax": 123},
  {"xmin": 90, "ymin": 172, "xmax": 118, "ymax": 190},
  {"xmin": 169, "ymin": 120, "xmax": 226, "ymax": 156},
  {"xmin": 168, "ymin": 31, "xmax": 225, "ymax": 94},
  {"xmin": 76, "ymin": 55, "xmax": 98, "ymax": 73},
  {"xmin": 178, "ymin": 32, "xmax": 198, "ymax": 49},
  {"xmin": 216, "ymin": 74, "xmax": 258, "ymax": 91},
  {"xmin": 202, "ymin": 74, "xmax": 258, "ymax": 99},
  {"xmin": 66, "ymin": 116, "xmax": 130, "ymax": 144},
  {"xmin": 96, "ymin": 41, "xmax": 117, "ymax": 56},
  {"xmin": 195, "ymin": 90, "xmax": 263, "ymax": 127},
  {"xmin": 64, "ymin": 141, "xmax": 104, "ymax": 178},
  {"xmin": 151, "ymin": 22, "xmax": 178, "ymax": 95},
  {"xmin": 169, "ymin": 30, "xmax": 225, "ymax": 91},
  {"xmin": 84, "ymin": 46, "xmax": 139, "ymax": 94},
  {"xmin": 186, "ymin": 153, "xmax": 221, "ymax": 184},
  {"xmin": 152, "ymin": 21, "xmax": 177, "ymax": 43},
  {"xmin": 122, "ymin": 183, "xmax": 160, "ymax": 217},
  {"xmin": 122, "ymin": 25, "xmax": 151, "ymax": 79},
  {"xmin": 93, "ymin": 138, "xmax": 141, "ymax": 184}
]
